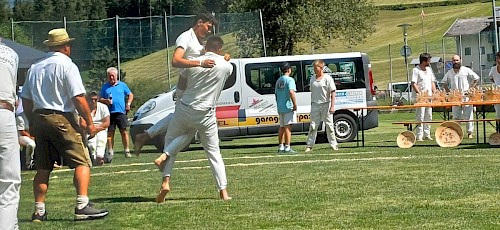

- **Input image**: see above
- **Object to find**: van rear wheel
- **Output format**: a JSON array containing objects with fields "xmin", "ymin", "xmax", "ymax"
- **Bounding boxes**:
[
  {"xmin": 154, "ymin": 133, "xmax": 190, "ymax": 152},
  {"xmin": 334, "ymin": 114, "xmax": 358, "ymax": 143}
]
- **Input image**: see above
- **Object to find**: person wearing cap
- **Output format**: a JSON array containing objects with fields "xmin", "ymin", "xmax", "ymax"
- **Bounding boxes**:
[
  {"xmin": 305, "ymin": 60, "xmax": 338, "ymax": 152},
  {"xmin": 0, "ymin": 38, "xmax": 21, "ymax": 229},
  {"xmin": 82, "ymin": 91, "xmax": 110, "ymax": 166},
  {"xmin": 411, "ymin": 53, "xmax": 437, "ymax": 141},
  {"xmin": 153, "ymin": 36, "xmax": 232, "ymax": 203},
  {"xmin": 275, "ymin": 62, "xmax": 298, "ymax": 153},
  {"xmin": 441, "ymin": 54, "xmax": 479, "ymax": 139},
  {"xmin": 21, "ymin": 28, "xmax": 109, "ymax": 222},
  {"xmin": 98, "ymin": 67, "xmax": 134, "ymax": 159}
]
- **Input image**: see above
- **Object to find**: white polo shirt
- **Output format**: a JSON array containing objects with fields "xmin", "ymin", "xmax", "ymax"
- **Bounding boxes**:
[
  {"xmin": 310, "ymin": 73, "xmax": 336, "ymax": 104},
  {"xmin": 441, "ymin": 66, "xmax": 479, "ymax": 93},
  {"xmin": 181, "ymin": 52, "xmax": 233, "ymax": 111},
  {"xmin": 411, "ymin": 65, "xmax": 436, "ymax": 96},
  {"xmin": 489, "ymin": 66, "xmax": 500, "ymax": 87},
  {"xmin": 0, "ymin": 44, "xmax": 19, "ymax": 106},
  {"xmin": 92, "ymin": 102, "xmax": 110, "ymax": 127},
  {"xmin": 21, "ymin": 52, "xmax": 86, "ymax": 113}
]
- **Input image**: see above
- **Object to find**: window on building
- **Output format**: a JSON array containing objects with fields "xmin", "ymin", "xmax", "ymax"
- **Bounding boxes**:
[
  {"xmin": 480, "ymin": 46, "xmax": 485, "ymax": 55},
  {"xmin": 464, "ymin": 47, "xmax": 471, "ymax": 56}
]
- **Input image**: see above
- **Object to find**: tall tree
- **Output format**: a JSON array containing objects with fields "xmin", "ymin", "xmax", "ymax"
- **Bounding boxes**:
[
  {"xmin": 230, "ymin": 0, "xmax": 378, "ymax": 55},
  {"xmin": 0, "ymin": 0, "xmax": 10, "ymax": 22}
]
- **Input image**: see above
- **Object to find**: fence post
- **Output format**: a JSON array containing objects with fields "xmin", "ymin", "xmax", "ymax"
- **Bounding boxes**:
[
  {"xmin": 116, "ymin": 15, "xmax": 121, "ymax": 80},
  {"xmin": 64, "ymin": 17, "xmax": 67, "ymax": 29},
  {"xmin": 164, "ymin": 11, "xmax": 171, "ymax": 90},
  {"xmin": 259, "ymin": 9, "xmax": 267, "ymax": 57},
  {"xmin": 11, "ymin": 18, "xmax": 14, "ymax": 41}
]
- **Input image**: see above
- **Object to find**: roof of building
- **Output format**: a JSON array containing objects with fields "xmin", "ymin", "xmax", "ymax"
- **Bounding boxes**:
[
  {"xmin": 443, "ymin": 17, "xmax": 492, "ymax": 37},
  {"xmin": 0, "ymin": 37, "xmax": 46, "ymax": 69}
]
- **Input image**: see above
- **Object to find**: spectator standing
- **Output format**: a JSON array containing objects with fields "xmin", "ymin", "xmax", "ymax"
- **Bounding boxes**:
[
  {"xmin": 411, "ymin": 53, "xmax": 437, "ymax": 141},
  {"xmin": 84, "ymin": 92, "xmax": 110, "ymax": 166},
  {"xmin": 99, "ymin": 67, "xmax": 134, "ymax": 159},
  {"xmin": 489, "ymin": 51, "xmax": 500, "ymax": 119},
  {"xmin": 305, "ymin": 60, "xmax": 338, "ymax": 152},
  {"xmin": 441, "ymin": 54, "xmax": 479, "ymax": 139},
  {"xmin": 275, "ymin": 62, "xmax": 298, "ymax": 153}
]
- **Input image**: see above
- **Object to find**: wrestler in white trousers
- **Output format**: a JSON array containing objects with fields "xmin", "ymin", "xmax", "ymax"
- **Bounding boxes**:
[
  {"xmin": 415, "ymin": 107, "xmax": 433, "ymax": 139},
  {"xmin": 19, "ymin": 135, "xmax": 35, "ymax": 166},
  {"xmin": 306, "ymin": 102, "xmax": 337, "ymax": 148},
  {"xmin": 0, "ymin": 110, "xmax": 21, "ymax": 230},
  {"xmin": 88, "ymin": 130, "xmax": 108, "ymax": 159},
  {"xmin": 161, "ymin": 103, "xmax": 227, "ymax": 190},
  {"xmin": 452, "ymin": 105, "xmax": 474, "ymax": 134}
]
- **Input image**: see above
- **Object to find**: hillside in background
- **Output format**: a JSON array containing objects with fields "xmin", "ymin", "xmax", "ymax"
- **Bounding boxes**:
[{"xmin": 122, "ymin": 1, "xmax": 493, "ymax": 107}]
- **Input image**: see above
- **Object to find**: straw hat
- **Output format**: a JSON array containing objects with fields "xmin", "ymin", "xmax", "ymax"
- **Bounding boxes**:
[
  {"xmin": 488, "ymin": 133, "xmax": 500, "ymax": 145},
  {"xmin": 43, "ymin": 28, "xmax": 75, "ymax": 46},
  {"xmin": 435, "ymin": 121, "xmax": 463, "ymax": 147},
  {"xmin": 397, "ymin": 131, "xmax": 416, "ymax": 148}
]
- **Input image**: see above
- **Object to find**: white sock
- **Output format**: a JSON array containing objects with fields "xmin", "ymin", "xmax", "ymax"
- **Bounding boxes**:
[
  {"xmin": 76, "ymin": 195, "xmax": 89, "ymax": 210},
  {"xmin": 285, "ymin": 145, "xmax": 291, "ymax": 151},
  {"xmin": 35, "ymin": 202, "xmax": 45, "ymax": 215},
  {"xmin": 278, "ymin": 144, "xmax": 284, "ymax": 150}
]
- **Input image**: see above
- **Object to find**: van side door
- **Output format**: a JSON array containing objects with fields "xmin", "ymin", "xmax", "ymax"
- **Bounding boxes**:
[{"xmin": 216, "ymin": 62, "xmax": 243, "ymax": 138}]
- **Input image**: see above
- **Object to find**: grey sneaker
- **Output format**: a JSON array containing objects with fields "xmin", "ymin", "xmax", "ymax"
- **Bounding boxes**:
[
  {"xmin": 74, "ymin": 204, "xmax": 109, "ymax": 221},
  {"xmin": 32, "ymin": 212, "xmax": 48, "ymax": 222},
  {"xmin": 277, "ymin": 149, "xmax": 285, "ymax": 153}
]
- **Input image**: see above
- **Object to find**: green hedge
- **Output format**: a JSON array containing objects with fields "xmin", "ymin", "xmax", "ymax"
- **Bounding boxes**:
[{"xmin": 379, "ymin": 0, "xmax": 491, "ymax": 11}]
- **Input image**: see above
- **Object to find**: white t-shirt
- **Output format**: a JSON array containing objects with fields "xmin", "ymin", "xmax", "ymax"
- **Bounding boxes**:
[
  {"xmin": 441, "ymin": 66, "xmax": 479, "ymax": 93},
  {"xmin": 92, "ymin": 102, "xmax": 110, "ymax": 127},
  {"xmin": 176, "ymin": 28, "xmax": 204, "ymax": 78},
  {"xmin": 21, "ymin": 52, "xmax": 86, "ymax": 113},
  {"xmin": 181, "ymin": 52, "xmax": 233, "ymax": 111},
  {"xmin": 411, "ymin": 65, "xmax": 436, "ymax": 96},
  {"xmin": 310, "ymin": 74, "xmax": 336, "ymax": 104},
  {"xmin": 488, "ymin": 66, "xmax": 500, "ymax": 87},
  {"xmin": 0, "ymin": 44, "xmax": 19, "ymax": 106}
]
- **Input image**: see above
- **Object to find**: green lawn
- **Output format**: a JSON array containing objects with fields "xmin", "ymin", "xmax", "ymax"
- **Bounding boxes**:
[{"xmin": 17, "ymin": 111, "xmax": 500, "ymax": 229}]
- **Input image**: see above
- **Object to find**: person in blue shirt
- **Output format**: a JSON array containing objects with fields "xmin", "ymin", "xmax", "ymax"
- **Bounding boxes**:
[
  {"xmin": 275, "ymin": 62, "xmax": 297, "ymax": 154},
  {"xmin": 99, "ymin": 67, "xmax": 134, "ymax": 159}
]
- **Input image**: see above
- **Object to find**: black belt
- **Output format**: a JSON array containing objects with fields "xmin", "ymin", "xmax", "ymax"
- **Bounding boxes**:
[
  {"xmin": 34, "ymin": 109, "xmax": 69, "ymax": 115},
  {"xmin": 0, "ymin": 101, "xmax": 14, "ymax": 111}
]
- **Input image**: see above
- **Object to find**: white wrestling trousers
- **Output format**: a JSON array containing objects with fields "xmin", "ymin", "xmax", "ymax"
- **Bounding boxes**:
[
  {"xmin": 0, "ymin": 110, "xmax": 21, "ymax": 230},
  {"xmin": 452, "ymin": 105, "xmax": 474, "ymax": 134},
  {"xmin": 19, "ymin": 135, "xmax": 35, "ymax": 166},
  {"xmin": 306, "ymin": 102, "xmax": 337, "ymax": 148},
  {"xmin": 415, "ymin": 107, "xmax": 432, "ymax": 139},
  {"xmin": 88, "ymin": 130, "xmax": 108, "ymax": 159},
  {"xmin": 146, "ymin": 112, "xmax": 195, "ymax": 177},
  {"xmin": 162, "ymin": 103, "xmax": 227, "ymax": 190}
]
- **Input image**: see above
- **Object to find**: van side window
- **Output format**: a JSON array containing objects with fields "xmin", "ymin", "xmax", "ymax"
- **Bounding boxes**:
[
  {"xmin": 223, "ymin": 63, "xmax": 237, "ymax": 90},
  {"xmin": 301, "ymin": 57, "xmax": 365, "ymax": 91},
  {"xmin": 245, "ymin": 62, "xmax": 301, "ymax": 95}
]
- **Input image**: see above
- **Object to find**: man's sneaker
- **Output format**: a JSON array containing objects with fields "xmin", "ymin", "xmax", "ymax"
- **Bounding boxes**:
[
  {"xmin": 416, "ymin": 138, "xmax": 424, "ymax": 142},
  {"xmin": 124, "ymin": 150, "xmax": 132, "ymax": 158},
  {"xmin": 332, "ymin": 145, "xmax": 339, "ymax": 151},
  {"xmin": 305, "ymin": 147, "xmax": 312, "ymax": 152},
  {"xmin": 468, "ymin": 133, "xmax": 473, "ymax": 139},
  {"xmin": 32, "ymin": 212, "xmax": 47, "ymax": 222},
  {"xmin": 284, "ymin": 149, "xmax": 297, "ymax": 154},
  {"xmin": 74, "ymin": 204, "xmax": 109, "ymax": 221},
  {"xmin": 277, "ymin": 149, "xmax": 285, "ymax": 153}
]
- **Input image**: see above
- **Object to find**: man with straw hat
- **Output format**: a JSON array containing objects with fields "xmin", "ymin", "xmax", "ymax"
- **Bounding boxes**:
[{"xmin": 21, "ymin": 28, "xmax": 109, "ymax": 221}]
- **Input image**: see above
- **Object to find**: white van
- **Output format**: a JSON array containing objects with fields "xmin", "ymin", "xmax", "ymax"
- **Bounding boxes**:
[{"xmin": 130, "ymin": 52, "xmax": 378, "ymax": 151}]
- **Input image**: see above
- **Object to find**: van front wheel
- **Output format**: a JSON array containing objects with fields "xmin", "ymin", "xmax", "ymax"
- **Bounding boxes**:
[{"xmin": 333, "ymin": 114, "xmax": 358, "ymax": 143}]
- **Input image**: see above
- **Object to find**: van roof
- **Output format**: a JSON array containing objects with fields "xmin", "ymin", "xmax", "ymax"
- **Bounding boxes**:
[{"xmin": 232, "ymin": 52, "xmax": 366, "ymax": 63}]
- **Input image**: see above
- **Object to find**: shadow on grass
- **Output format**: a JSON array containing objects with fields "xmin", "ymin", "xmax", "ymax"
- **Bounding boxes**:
[{"xmin": 92, "ymin": 196, "xmax": 215, "ymax": 203}]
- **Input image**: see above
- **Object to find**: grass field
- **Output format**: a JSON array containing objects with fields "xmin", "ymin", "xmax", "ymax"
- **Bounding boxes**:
[{"xmin": 17, "ymin": 112, "xmax": 500, "ymax": 229}]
